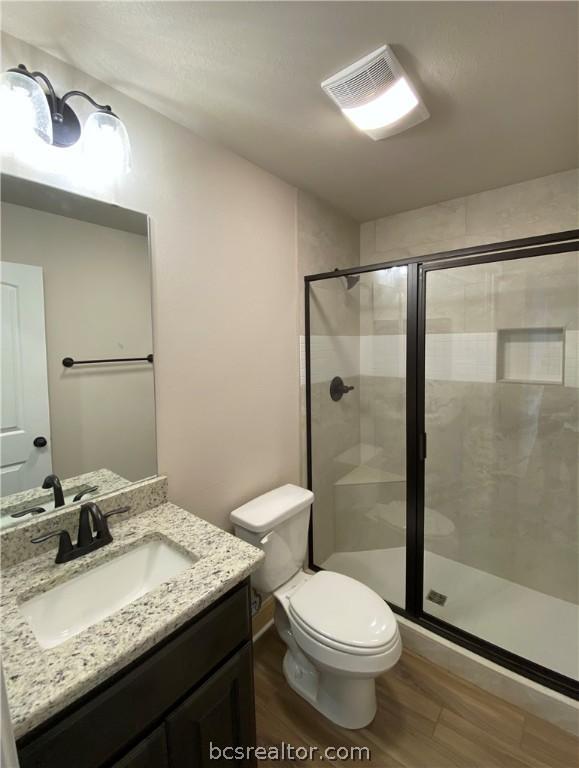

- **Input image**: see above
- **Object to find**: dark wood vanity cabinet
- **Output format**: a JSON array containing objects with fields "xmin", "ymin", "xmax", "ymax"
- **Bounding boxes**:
[
  {"xmin": 164, "ymin": 644, "xmax": 255, "ymax": 767},
  {"xmin": 111, "ymin": 726, "xmax": 169, "ymax": 768},
  {"xmin": 17, "ymin": 580, "xmax": 257, "ymax": 768},
  {"xmin": 111, "ymin": 647, "xmax": 254, "ymax": 768}
]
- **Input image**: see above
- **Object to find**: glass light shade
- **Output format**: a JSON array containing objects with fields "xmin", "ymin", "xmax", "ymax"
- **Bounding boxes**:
[
  {"xmin": 82, "ymin": 111, "xmax": 131, "ymax": 176},
  {"xmin": 342, "ymin": 77, "xmax": 419, "ymax": 131},
  {"xmin": 0, "ymin": 70, "xmax": 53, "ymax": 154}
]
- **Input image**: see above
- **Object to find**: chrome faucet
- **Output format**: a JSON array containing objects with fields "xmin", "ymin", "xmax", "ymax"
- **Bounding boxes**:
[{"xmin": 31, "ymin": 502, "xmax": 130, "ymax": 564}]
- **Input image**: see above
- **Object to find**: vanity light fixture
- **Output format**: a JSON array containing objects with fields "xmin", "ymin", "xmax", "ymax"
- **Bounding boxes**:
[
  {"xmin": 321, "ymin": 45, "xmax": 429, "ymax": 140},
  {"xmin": 0, "ymin": 64, "xmax": 131, "ymax": 174}
]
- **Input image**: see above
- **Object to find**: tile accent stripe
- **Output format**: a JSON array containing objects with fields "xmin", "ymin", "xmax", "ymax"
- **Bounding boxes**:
[{"xmin": 309, "ymin": 333, "xmax": 579, "ymax": 386}]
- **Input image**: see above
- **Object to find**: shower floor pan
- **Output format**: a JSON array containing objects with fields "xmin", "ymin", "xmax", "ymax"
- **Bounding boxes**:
[{"xmin": 323, "ymin": 547, "xmax": 578, "ymax": 681}]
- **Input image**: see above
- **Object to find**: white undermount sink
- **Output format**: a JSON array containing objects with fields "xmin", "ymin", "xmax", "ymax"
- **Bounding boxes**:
[{"xmin": 20, "ymin": 540, "xmax": 196, "ymax": 649}]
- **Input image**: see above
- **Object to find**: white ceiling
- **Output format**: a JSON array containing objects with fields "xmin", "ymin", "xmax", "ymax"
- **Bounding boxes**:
[{"xmin": 1, "ymin": 1, "xmax": 577, "ymax": 222}]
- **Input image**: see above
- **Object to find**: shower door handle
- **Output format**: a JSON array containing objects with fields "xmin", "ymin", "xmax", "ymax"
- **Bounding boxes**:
[{"xmin": 419, "ymin": 433, "xmax": 428, "ymax": 461}]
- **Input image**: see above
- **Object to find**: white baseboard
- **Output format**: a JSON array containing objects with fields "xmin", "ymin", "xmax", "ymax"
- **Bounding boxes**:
[{"xmin": 253, "ymin": 618, "xmax": 274, "ymax": 643}]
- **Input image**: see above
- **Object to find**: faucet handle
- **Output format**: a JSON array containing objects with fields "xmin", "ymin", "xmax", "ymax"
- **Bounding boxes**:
[
  {"xmin": 31, "ymin": 529, "xmax": 67, "ymax": 544},
  {"xmin": 31, "ymin": 530, "xmax": 74, "ymax": 563},
  {"xmin": 89, "ymin": 506, "xmax": 130, "ymax": 544},
  {"xmin": 72, "ymin": 485, "xmax": 99, "ymax": 503},
  {"xmin": 94, "ymin": 506, "xmax": 131, "ymax": 544},
  {"xmin": 11, "ymin": 506, "xmax": 46, "ymax": 518},
  {"xmin": 103, "ymin": 506, "xmax": 131, "ymax": 520}
]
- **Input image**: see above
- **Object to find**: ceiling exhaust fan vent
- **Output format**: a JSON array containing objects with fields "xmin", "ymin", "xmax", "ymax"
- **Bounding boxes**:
[
  {"xmin": 321, "ymin": 45, "xmax": 429, "ymax": 141},
  {"xmin": 323, "ymin": 48, "xmax": 397, "ymax": 110}
]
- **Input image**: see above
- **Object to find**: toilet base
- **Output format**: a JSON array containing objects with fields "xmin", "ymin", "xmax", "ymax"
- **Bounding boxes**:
[{"xmin": 282, "ymin": 648, "xmax": 377, "ymax": 730}]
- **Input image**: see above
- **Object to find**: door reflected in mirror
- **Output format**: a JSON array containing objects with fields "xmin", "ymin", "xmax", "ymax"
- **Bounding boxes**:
[{"xmin": 0, "ymin": 174, "xmax": 156, "ymax": 530}]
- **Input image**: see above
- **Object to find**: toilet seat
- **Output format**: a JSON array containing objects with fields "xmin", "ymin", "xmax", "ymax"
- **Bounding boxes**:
[
  {"xmin": 289, "ymin": 609, "xmax": 400, "ymax": 656},
  {"xmin": 288, "ymin": 570, "xmax": 397, "ymax": 654}
]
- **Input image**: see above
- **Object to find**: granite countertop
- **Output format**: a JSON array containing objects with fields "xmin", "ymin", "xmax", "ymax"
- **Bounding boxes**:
[
  {"xmin": 1, "ymin": 502, "xmax": 264, "ymax": 739},
  {"xmin": 0, "ymin": 469, "xmax": 130, "ymax": 525}
]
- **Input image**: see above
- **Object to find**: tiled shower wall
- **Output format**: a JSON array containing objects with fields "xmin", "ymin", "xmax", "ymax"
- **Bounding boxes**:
[
  {"xmin": 297, "ymin": 191, "xmax": 360, "ymax": 563},
  {"xmin": 422, "ymin": 255, "xmax": 578, "ymax": 603},
  {"xmin": 356, "ymin": 169, "xmax": 578, "ymax": 603},
  {"xmin": 360, "ymin": 169, "xmax": 578, "ymax": 266}
]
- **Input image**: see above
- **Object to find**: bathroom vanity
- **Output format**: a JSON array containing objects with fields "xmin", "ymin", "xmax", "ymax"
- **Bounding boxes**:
[
  {"xmin": 1, "ymin": 487, "xmax": 264, "ymax": 768},
  {"xmin": 17, "ymin": 581, "xmax": 255, "ymax": 768}
]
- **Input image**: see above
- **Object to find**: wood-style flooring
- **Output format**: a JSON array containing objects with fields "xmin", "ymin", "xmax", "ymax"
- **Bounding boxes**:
[{"xmin": 254, "ymin": 629, "xmax": 579, "ymax": 768}]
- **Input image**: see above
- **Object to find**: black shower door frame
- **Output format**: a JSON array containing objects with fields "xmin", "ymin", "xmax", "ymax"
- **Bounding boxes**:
[{"xmin": 305, "ymin": 228, "xmax": 579, "ymax": 700}]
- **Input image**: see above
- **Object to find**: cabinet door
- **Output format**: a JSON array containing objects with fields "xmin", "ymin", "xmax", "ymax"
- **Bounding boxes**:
[
  {"xmin": 111, "ymin": 726, "xmax": 168, "ymax": 768},
  {"xmin": 166, "ymin": 643, "xmax": 255, "ymax": 768}
]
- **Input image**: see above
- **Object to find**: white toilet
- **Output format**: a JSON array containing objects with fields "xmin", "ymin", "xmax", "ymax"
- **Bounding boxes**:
[{"xmin": 231, "ymin": 483, "xmax": 401, "ymax": 729}]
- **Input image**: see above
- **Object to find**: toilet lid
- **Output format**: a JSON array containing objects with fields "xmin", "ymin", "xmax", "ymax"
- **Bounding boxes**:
[{"xmin": 288, "ymin": 571, "xmax": 397, "ymax": 651}]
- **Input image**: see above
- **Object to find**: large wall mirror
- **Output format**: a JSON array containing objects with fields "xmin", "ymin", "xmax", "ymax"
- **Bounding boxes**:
[{"xmin": 0, "ymin": 174, "xmax": 156, "ymax": 530}]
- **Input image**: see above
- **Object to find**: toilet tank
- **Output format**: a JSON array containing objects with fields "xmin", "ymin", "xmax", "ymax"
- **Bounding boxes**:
[{"xmin": 231, "ymin": 484, "xmax": 314, "ymax": 594}]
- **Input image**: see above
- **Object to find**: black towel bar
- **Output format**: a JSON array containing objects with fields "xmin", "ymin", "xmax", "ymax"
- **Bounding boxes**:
[{"xmin": 62, "ymin": 354, "xmax": 153, "ymax": 367}]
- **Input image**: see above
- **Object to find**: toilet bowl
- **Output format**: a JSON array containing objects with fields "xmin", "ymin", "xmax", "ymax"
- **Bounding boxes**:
[
  {"xmin": 274, "ymin": 570, "xmax": 401, "ymax": 728},
  {"xmin": 231, "ymin": 484, "xmax": 402, "ymax": 729}
]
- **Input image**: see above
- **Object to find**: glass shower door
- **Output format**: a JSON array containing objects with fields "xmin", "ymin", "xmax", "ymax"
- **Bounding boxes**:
[
  {"xmin": 308, "ymin": 266, "xmax": 408, "ymax": 607},
  {"xmin": 422, "ymin": 251, "xmax": 579, "ymax": 680}
]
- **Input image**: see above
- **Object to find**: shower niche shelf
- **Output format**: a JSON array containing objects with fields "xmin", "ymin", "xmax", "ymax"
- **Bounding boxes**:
[
  {"xmin": 365, "ymin": 501, "xmax": 455, "ymax": 538},
  {"xmin": 335, "ymin": 443, "xmax": 384, "ymax": 466},
  {"xmin": 334, "ymin": 465, "xmax": 405, "ymax": 486},
  {"xmin": 496, "ymin": 327, "xmax": 564, "ymax": 385},
  {"xmin": 333, "ymin": 443, "xmax": 405, "ymax": 486}
]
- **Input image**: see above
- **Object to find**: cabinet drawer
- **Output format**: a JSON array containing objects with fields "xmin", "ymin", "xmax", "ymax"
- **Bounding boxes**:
[{"xmin": 18, "ymin": 581, "xmax": 251, "ymax": 768}]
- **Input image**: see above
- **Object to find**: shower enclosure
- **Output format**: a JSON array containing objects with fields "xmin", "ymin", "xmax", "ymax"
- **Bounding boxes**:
[{"xmin": 305, "ymin": 230, "xmax": 578, "ymax": 697}]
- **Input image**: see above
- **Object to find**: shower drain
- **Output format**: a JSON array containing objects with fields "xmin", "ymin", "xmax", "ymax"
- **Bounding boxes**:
[{"xmin": 427, "ymin": 589, "xmax": 448, "ymax": 606}]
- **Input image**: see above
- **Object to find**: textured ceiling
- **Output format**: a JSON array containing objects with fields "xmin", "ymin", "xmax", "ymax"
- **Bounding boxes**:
[{"xmin": 1, "ymin": 1, "xmax": 577, "ymax": 221}]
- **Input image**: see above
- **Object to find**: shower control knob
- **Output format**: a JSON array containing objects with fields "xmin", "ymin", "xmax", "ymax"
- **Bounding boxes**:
[
  {"xmin": 330, "ymin": 376, "xmax": 355, "ymax": 402},
  {"xmin": 33, "ymin": 436, "xmax": 48, "ymax": 448}
]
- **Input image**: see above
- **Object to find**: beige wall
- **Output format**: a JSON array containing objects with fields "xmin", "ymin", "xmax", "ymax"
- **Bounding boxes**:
[
  {"xmin": 1, "ymin": 37, "xmax": 360, "ymax": 531},
  {"xmin": 1, "ymin": 33, "xmax": 301, "ymax": 531},
  {"xmin": 1, "ymin": 202, "xmax": 156, "ymax": 483}
]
